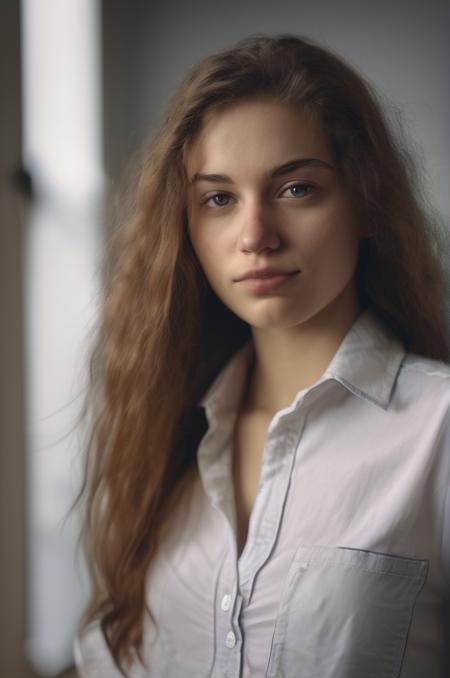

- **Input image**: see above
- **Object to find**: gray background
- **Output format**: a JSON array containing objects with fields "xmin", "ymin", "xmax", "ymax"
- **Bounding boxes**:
[{"xmin": 103, "ymin": 0, "xmax": 449, "ymax": 224}]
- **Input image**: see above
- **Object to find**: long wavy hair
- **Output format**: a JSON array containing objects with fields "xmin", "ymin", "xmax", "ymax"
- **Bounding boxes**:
[{"xmin": 79, "ymin": 34, "xmax": 450, "ymax": 672}]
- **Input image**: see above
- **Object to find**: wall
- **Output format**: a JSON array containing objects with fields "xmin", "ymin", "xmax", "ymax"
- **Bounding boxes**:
[
  {"xmin": 102, "ymin": 0, "xmax": 449, "ymax": 229},
  {"xmin": 0, "ymin": 2, "xmax": 39, "ymax": 676}
]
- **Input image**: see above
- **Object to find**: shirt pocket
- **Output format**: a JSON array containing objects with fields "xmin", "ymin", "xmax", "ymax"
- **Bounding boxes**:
[{"xmin": 265, "ymin": 545, "xmax": 428, "ymax": 678}]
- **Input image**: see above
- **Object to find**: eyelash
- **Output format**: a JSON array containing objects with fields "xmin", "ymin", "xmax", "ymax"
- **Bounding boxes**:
[
  {"xmin": 281, "ymin": 182, "xmax": 316, "ymax": 199},
  {"xmin": 203, "ymin": 182, "xmax": 317, "ymax": 208}
]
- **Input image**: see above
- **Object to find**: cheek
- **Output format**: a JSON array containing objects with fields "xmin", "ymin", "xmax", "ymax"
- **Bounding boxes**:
[
  {"xmin": 188, "ymin": 218, "xmax": 208, "ymax": 267},
  {"xmin": 190, "ymin": 217, "xmax": 233, "ymax": 265},
  {"xmin": 189, "ymin": 228, "xmax": 225, "ymax": 288},
  {"xmin": 297, "ymin": 206, "xmax": 360, "ymax": 271}
]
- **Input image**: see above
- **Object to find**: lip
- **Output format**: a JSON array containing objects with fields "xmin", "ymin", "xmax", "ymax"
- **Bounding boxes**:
[
  {"xmin": 235, "ymin": 268, "xmax": 300, "ymax": 293},
  {"xmin": 236, "ymin": 268, "xmax": 299, "ymax": 281}
]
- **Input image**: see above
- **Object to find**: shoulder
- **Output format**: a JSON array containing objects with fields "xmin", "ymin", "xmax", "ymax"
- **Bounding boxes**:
[
  {"xmin": 402, "ymin": 353, "xmax": 450, "ymax": 381},
  {"xmin": 389, "ymin": 352, "xmax": 450, "ymax": 459},
  {"xmin": 396, "ymin": 355, "xmax": 450, "ymax": 579},
  {"xmin": 398, "ymin": 353, "xmax": 450, "ymax": 406}
]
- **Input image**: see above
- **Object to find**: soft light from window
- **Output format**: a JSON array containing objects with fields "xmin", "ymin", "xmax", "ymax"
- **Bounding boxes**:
[{"xmin": 21, "ymin": 0, "xmax": 103, "ymax": 673}]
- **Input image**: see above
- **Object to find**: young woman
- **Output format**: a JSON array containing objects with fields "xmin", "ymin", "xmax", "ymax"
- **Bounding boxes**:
[{"xmin": 75, "ymin": 35, "xmax": 450, "ymax": 677}]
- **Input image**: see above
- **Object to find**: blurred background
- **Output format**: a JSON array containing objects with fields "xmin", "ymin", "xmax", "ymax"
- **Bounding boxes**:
[{"xmin": 1, "ymin": 0, "xmax": 448, "ymax": 676}]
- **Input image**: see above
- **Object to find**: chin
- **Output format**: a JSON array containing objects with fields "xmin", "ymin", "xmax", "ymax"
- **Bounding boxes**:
[{"xmin": 235, "ymin": 305, "xmax": 310, "ymax": 331}]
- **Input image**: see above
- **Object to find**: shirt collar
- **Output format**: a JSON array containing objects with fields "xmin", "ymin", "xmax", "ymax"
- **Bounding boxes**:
[
  {"xmin": 322, "ymin": 308, "xmax": 406, "ymax": 409},
  {"xmin": 201, "ymin": 308, "xmax": 407, "ymax": 416}
]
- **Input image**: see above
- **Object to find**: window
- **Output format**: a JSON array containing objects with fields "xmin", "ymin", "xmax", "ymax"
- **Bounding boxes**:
[{"xmin": 21, "ymin": 0, "xmax": 103, "ymax": 673}]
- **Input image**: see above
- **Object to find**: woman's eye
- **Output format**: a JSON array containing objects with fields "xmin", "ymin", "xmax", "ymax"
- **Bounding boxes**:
[
  {"xmin": 205, "ymin": 193, "xmax": 231, "ymax": 207},
  {"xmin": 281, "ymin": 183, "xmax": 315, "ymax": 198}
]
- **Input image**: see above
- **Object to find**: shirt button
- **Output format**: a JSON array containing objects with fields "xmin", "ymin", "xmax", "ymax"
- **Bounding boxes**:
[
  {"xmin": 225, "ymin": 631, "xmax": 236, "ymax": 648},
  {"xmin": 221, "ymin": 594, "xmax": 231, "ymax": 611}
]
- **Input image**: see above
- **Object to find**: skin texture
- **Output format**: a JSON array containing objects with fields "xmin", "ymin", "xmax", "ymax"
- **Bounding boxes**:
[
  {"xmin": 186, "ymin": 100, "xmax": 364, "ymax": 551},
  {"xmin": 186, "ymin": 99, "xmax": 363, "ymax": 409}
]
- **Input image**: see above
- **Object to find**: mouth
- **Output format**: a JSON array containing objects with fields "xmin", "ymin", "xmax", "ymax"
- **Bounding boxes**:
[{"xmin": 235, "ymin": 269, "xmax": 300, "ymax": 293}]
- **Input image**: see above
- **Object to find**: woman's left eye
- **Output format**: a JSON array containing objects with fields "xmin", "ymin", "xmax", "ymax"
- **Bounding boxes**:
[
  {"xmin": 280, "ymin": 183, "xmax": 316, "ymax": 198},
  {"xmin": 205, "ymin": 193, "xmax": 232, "ymax": 207}
]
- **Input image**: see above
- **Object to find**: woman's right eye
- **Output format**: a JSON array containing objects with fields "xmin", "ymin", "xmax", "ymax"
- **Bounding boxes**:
[{"xmin": 205, "ymin": 193, "xmax": 231, "ymax": 207}]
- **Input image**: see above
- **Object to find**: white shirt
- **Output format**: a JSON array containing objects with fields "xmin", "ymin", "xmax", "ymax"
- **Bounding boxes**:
[{"xmin": 75, "ymin": 308, "xmax": 450, "ymax": 677}]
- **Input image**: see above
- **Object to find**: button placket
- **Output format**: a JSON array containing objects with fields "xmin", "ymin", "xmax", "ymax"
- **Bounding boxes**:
[
  {"xmin": 212, "ymin": 557, "xmax": 243, "ymax": 677},
  {"xmin": 238, "ymin": 423, "xmax": 302, "ymax": 602}
]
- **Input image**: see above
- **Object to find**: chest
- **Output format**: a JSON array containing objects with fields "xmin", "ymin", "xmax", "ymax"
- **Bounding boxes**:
[
  {"xmin": 144, "ymin": 422, "xmax": 446, "ymax": 678},
  {"xmin": 143, "ymin": 386, "xmax": 449, "ymax": 678},
  {"xmin": 232, "ymin": 410, "xmax": 273, "ymax": 556}
]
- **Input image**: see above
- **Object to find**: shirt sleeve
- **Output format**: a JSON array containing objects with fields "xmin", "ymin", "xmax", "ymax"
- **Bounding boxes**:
[{"xmin": 442, "ymin": 409, "xmax": 450, "ymax": 587}]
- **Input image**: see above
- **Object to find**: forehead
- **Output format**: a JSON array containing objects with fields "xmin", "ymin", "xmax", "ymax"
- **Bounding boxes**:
[{"xmin": 184, "ymin": 99, "xmax": 332, "ymax": 179}]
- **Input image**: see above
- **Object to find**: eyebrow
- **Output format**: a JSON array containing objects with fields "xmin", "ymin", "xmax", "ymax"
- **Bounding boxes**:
[{"xmin": 189, "ymin": 157, "xmax": 334, "ymax": 184}]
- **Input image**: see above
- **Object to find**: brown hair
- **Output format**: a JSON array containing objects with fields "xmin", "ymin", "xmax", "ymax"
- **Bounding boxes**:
[{"xmin": 79, "ymin": 34, "xmax": 450, "ymax": 672}]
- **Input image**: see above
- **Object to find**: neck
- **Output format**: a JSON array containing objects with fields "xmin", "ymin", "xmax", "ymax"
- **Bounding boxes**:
[{"xmin": 245, "ymin": 285, "xmax": 362, "ymax": 414}]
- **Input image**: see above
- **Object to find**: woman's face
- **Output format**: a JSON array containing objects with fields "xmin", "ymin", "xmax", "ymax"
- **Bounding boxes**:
[{"xmin": 185, "ymin": 99, "xmax": 362, "ymax": 330}]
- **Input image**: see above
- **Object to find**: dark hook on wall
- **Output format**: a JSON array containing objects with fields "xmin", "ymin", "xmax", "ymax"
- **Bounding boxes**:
[{"xmin": 10, "ymin": 164, "xmax": 34, "ymax": 202}]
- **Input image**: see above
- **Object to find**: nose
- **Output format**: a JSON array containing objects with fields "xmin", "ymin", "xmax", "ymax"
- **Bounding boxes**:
[{"xmin": 237, "ymin": 199, "xmax": 281, "ymax": 254}]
